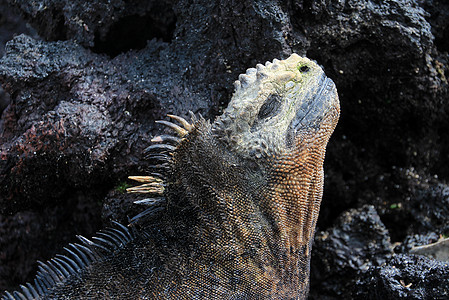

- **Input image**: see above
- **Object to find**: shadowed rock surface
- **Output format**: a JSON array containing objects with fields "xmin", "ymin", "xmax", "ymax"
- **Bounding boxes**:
[
  {"xmin": 0, "ymin": 0, "xmax": 37, "ymax": 113},
  {"xmin": 355, "ymin": 254, "xmax": 449, "ymax": 299},
  {"xmin": 310, "ymin": 205, "xmax": 394, "ymax": 299},
  {"xmin": 0, "ymin": 0, "xmax": 448, "ymax": 298}
]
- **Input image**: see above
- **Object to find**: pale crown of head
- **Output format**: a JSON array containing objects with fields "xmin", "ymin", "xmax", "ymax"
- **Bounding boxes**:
[{"xmin": 214, "ymin": 53, "xmax": 335, "ymax": 160}]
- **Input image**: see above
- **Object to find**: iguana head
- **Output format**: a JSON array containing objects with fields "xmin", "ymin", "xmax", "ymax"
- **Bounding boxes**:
[{"xmin": 213, "ymin": 53, "xmax": 339, "ymax": 161}]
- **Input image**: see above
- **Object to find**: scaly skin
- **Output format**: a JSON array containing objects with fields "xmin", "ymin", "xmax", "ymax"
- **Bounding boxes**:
[{"xmin": 3, "ymin": 54, "xmax": 339, "ymax": 299}]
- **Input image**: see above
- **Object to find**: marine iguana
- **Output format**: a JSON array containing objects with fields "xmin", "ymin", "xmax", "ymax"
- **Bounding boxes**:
[{"xmin": 2, "ymin": 53, "xmax": 340, "ymax": 299}]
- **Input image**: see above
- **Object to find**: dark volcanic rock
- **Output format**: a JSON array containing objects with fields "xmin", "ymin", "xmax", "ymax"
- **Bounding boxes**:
[
  {"xmin": 406, "ymin": 181, "xmax": 449, "ymax": 234},
  {"xmin": 4, "ymin": 0, "xmax": 177, "ymax": 51},
  {"xmin": 0, "ymin": 34, "xmax": 163, "ymax": 212},
  {"xmin": 0, "ymin": 0, "xmax": 37, "ymax": 113},
  {"xmin": 309, "ymin": 205, "xmax": 393, "ymax": 299},
  {"xmin": 355, "ymin": 254, "xmax": 449, "ymax": 299},
  {"xmin": 0, "ymin": 0, "xmax": 37, "ymax": 58},
  {"xmin": 0, "ymin": 192, "xmax": 101, "ymax": 292},
  {"xmin": 0, "ymin": 0, "xmax": 448, "ymax": 297},
  {"xmin": 399, "ymin": 232, "xmax": 440, "ymax": 253}
]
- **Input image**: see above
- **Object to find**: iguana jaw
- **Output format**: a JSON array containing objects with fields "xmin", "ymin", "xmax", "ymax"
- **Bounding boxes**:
[{"xmin": 290, "ymin": 75, "xmax": 337, "ymax": 129}]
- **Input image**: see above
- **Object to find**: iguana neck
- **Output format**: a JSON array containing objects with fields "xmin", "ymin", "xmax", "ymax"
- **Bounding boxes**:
[{"xmin": 165, "ymin": 119, "xmax": 329, "ymax": 297}]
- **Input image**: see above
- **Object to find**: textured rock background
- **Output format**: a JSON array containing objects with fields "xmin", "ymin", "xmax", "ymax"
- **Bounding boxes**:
[{"xmin": 0, "ymin": 0, "xmax": 448, "ymax": 298}]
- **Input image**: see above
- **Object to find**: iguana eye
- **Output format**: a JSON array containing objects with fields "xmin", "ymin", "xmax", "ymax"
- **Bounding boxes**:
[
  {"xmin": 299, "ymin": 65, "xmax": 310, "ymax": 73},
  {"xmin": 258, "ymin": 94, "xmax": 281, "ymax": 120}
]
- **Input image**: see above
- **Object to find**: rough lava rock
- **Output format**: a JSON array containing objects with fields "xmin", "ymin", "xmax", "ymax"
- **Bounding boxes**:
[
  {"xmin": 0, "ymin": 0, "xmax": 37, "ymax": 112},
  {"xmin": 0, "ymin": 34, "xmax": 163, "ymax": 212},
  {"xmin": 309, "ymin": 205, "xmax": 394, "ymax": 299},
  {"xmin": 2, "ymin": 0, "xmax": 177, "ymax": 51},
  {"xmin": 406, "ymin": 180, "xmax": 449, "ymax": 234},
  {"xmin": 355, "ymin": 254, "xmax": 449, "ymax": 299},
  {"xmin": 0, "ymin": 0, "xmax": 448, "ymax": 297}
]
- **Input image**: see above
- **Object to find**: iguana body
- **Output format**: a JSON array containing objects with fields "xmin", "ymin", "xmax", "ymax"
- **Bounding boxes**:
[{"xmin": 3, "ymin": 54, "xmax": 340, "ymax": 299}]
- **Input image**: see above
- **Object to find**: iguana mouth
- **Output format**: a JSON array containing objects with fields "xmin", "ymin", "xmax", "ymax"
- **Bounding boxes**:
[
  {"xmin": 291, "ymin": 74, "xmax": 336, "ymax": 131},
  {"xmin": 286, "ymin": 74, "xmax": 337, "ymax": 147}
]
